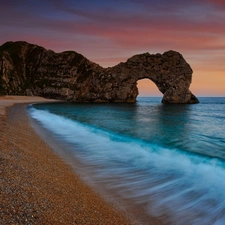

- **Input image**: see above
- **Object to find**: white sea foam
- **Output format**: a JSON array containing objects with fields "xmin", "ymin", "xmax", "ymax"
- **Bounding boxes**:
[{"xmin": 29, "ymin": 107, "xmax": 225, "ymax": 225}]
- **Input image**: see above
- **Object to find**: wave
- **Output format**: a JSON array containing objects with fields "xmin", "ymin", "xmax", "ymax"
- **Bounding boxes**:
[{"xmin": 29, "ymin": 106, "xmax": 225, "ymax": 225}]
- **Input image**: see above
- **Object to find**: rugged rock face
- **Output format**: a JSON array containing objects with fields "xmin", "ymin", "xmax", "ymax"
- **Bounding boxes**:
[{"xmin": 0, "ymin": 41, "xmax": 199, "ymax": 103}]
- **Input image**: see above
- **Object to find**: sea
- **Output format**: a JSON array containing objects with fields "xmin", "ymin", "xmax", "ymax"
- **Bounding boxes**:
[{"xmin": 28, "ymin": 97, "xmax": 225, "ymax": 225}]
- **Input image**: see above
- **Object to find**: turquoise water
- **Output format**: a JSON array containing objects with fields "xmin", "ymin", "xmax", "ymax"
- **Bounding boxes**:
[{"xmin": 29, "ymin": 97, "xmax": 225, "ymax": 225}]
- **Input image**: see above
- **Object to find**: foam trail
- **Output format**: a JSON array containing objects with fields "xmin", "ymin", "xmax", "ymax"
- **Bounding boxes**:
[{"xmin": 29, "ymin": 107, "xmax": 225, "ymax": 225}]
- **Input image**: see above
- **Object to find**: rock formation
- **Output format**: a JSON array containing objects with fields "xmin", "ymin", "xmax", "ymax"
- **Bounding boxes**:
[{"xmin": 0, "ymin": 41, "xmax": 199, "ymax": 103}]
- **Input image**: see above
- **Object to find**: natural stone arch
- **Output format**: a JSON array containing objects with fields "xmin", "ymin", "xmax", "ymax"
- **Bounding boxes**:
[
  {"xmin": 0, "ymin": 41, "xmax": 199, "ymax": 104},
  {"xmin": 95, "ymin": 50, "xmax": 199, "ymax": 103}
]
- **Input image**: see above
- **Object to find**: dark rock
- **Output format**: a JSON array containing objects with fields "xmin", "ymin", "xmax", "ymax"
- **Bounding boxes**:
[
  {"xmin": 25, "ymin": 89, "xmax": 33, "ymax": 96},
  {"xmin": 0, "ymin": 41, "xmax": 199, "ymax": 103}
]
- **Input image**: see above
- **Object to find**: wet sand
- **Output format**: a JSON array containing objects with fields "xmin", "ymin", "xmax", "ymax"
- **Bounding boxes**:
[{"xmin": 0, "ymin": 96, "xmax": 163, "ymax": 225}]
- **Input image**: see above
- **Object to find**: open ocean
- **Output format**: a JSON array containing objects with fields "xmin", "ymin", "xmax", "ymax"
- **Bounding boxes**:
[{"xmin": 28, "ymin": 97, "xmax": 225, "ymax": 225}]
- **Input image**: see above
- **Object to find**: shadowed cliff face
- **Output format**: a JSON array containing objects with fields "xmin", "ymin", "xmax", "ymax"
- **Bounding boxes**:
[{"xmin": 0, "ymin": 41, "xmax": 199, "ymax": 103}]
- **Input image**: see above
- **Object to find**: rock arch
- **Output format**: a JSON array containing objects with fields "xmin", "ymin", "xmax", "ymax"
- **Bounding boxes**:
[
  {"xmin": 93, "ymin": 50, "xmax": 199, "ymax": 103},
  {"xmin": 0, "ymin": 41, "xmax": 199, "ymax": 103}
]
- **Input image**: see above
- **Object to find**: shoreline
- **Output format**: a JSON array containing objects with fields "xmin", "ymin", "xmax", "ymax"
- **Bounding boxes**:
[{"xmin": 0, "ymin": 96, "xmax": 162, "ymax": 225}]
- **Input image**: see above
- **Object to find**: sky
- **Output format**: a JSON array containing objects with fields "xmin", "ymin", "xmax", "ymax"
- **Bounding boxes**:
[{"xmin": 0, "ymin": 0, "xmax": 225, "ymax": 96}]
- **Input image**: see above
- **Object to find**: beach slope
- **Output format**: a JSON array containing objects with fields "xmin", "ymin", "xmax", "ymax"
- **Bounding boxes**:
[{"xmin": 0, "ymin": 96, "xmax": 136, "ymax": 224}]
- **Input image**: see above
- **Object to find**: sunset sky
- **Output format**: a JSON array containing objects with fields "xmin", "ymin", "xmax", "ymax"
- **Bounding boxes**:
[{"xmin": 1, "ymin": 0, "xmax": 224, "ymax": 96}]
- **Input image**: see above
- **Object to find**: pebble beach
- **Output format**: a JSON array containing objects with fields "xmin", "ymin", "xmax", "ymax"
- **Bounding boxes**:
[{"xmin": 0, "ymin": 96, "xmax": 141, "ymax": 225}]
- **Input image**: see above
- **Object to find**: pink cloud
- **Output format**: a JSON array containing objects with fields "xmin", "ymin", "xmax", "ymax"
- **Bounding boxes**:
[{"xmin": 201, "ymin": 0, "xmax": 225, "ymax": 7}]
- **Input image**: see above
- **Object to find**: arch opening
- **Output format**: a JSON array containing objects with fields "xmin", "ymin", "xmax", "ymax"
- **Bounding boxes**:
[{"xmin": 137, "ymin": 78, "xmax": 163, "ymax": 97}]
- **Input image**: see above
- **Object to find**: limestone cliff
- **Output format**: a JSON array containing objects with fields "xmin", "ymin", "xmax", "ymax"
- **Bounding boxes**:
[{"xmin": 0, "ymin": 41, "xmax": 199, "ymax": 103}]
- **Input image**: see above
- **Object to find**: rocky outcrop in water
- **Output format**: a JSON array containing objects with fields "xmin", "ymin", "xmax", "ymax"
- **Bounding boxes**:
[{"xmin": 0, "ymin": 41, "xmax": 199, "ymax": 103}]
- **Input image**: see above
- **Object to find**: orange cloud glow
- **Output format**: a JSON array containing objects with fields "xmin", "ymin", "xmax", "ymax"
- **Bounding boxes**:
[{"xmin": 0, "ymin": 0, "xmax": 224, "ymax": 96}]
